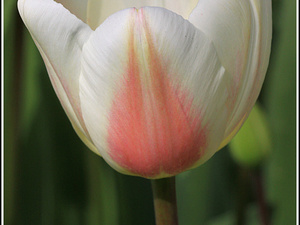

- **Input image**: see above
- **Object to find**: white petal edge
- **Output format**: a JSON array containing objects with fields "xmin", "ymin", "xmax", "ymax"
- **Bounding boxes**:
[
  {"xmin": 189, "ymin": 0, "xmax": 272, "ymax": 148},
  {"xmin": 18, "ymin": 0, "xmax": 98, "ymax": 153}
]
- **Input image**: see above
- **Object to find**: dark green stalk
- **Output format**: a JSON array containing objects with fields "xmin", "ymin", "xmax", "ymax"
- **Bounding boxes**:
[
  {"xmin": 236, "ymin": 168, "xmax": 250, "ymax": 225},
  {"xmin": 151, "ymin": 177, "xmax": 178, "ymax": 225},
  {"xmin": 251, "ymin": 169, "xmax": 270, "ymax": 225}
]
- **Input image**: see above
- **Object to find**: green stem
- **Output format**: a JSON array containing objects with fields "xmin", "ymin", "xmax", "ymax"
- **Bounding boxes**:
[
  {"xmin": 236, "ymin": 168, "xmax": 250, "ymax": 225},
  {"xmin": 151, "ymin": 177, "xmax": 178, "ymax": 225},
  {"xmin": 251, "ymin": 169, "xmax": 269, "ymax": 225}
]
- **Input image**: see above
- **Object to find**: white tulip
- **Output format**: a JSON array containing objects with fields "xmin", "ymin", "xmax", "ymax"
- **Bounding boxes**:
[{"xmin": 18, "ymin": 0, "xmax": 272, "ymax": 178}]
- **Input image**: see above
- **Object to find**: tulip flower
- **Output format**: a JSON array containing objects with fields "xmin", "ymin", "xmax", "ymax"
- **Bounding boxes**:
[{"xmin": 18, "ymin": 0, "xmax": 272, "ymax": 179}]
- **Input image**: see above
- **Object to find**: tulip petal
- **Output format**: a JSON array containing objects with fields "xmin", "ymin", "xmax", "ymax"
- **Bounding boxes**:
[
  {"xmin": 80, "ymin": 7, "xmax": 229, "ymax": 178},
  {"xmin": 189, "ymin": 0, "xmax": 272, "ymax": 148},
  {"xmin": 86, "ymin": 0, "xmax": 198, "ymax": 30},
  {"xmin": 18, "ymin": 0, "xmax": 98, "ymax": 153}
]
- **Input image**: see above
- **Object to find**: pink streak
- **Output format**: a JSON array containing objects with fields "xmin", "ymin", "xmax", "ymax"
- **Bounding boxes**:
[{"xmin": 107, "ymin": 9, "xmax": 207, "ymax": 178}]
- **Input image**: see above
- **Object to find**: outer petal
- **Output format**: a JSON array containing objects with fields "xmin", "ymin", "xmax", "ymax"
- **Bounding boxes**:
[
  {"xmin": 86, "ymin": 0, "xmax": 198, "ymax": 30},
  {"xmin": 189, "ymin": 0, "xmax": 272, "ymax": 148},
  {"xmin": 18, "ymin": 0, "xmax": 98, "ymax": 153},
  {"xmin": 79, "ymin": 7, "xmax": 230, "ymax": 178}
]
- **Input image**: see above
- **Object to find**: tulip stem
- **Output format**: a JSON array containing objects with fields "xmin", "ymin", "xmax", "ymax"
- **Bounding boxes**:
[{"xmin": 151, "ymin": 177, "xmax": 178, "ymax": 225}]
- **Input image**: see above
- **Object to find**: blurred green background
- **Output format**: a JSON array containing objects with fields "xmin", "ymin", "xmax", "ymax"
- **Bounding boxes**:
[{"xmin": 4, "ymin": 0, "xmax": 296, "ymax": 224}]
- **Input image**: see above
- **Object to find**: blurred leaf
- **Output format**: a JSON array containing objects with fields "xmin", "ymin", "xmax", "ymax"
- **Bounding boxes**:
[
  {"xmin": 264, "ymin": 0, "xmax": 296, "ymax": 224},
  {"xmin": 177, "ymin": 164, "xmax": 211, "ymax": 224},
  {"xmin": 207, "ymin": 212, "xmax": 234, "ymax": 225},
  {"xmin": 229, "ymin": 104, "xmax": 271, "ymax": 168},
  {"xmin": 177, "ymin": 148, "xmax": 237, "ymax": 225},
  {"xmin": 19, "ymin": 33, "xmax": 43, "ymax": 136},
  {"xmin": 4, "ymin": 2, "xmax": 24, "ymax": 223},
  {"xmin": 84, "ymin": 152, "xmax": 120, "ymax": 225},
  {"xmin": 4, "ymin": 0, "xmax": 17, "ymax": 32},
  {"xmin": 116, "ymin": 175, "xmax": 155, "ymax": 225},
  {"xmin": 207, "ymin": 204, "xmax": 260, "ymax": 225}
]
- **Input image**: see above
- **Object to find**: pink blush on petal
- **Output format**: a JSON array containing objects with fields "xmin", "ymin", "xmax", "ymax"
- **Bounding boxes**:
[{"xmin": 107, "ymin": 9, "xmax": 207, "ymax": 178}]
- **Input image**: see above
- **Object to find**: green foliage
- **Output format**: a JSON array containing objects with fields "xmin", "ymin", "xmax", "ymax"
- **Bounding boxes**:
[
  {"xmin": 4, "ymin": 0, "xmax": 296, "ymax": 224},
  {"xmin": 229, "ymin": 104, "xmax": 271, "ymax": 168},
  {"xmin": 207, "ymin": 204, "xmax": 260, "ymax": 225},
  {"xmin": 264, "ymin": 0, "xmax": 296, "ymax": 224}
]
